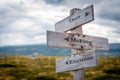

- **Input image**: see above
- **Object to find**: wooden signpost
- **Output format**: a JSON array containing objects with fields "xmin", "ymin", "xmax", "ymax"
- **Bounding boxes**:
[
  {"xmin": 56, "ymin": 49, "xmax": 97, "ymax": 73},
  {"xmin": 47, "ymin": 31, "xmax": 109, "ymax": 50},
  {"xmin": 55, "ymin": 5, "xmax": 94, "ymax": 32},
  {"xmin": 46, "ymin": 5, "xmax": 109, "ymax": 80}
]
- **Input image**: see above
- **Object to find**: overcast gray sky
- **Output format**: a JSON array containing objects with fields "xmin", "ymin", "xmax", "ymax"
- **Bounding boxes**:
[{"xmin": 0, "ymin": 0, "xmax": 120, "ymax": 46}]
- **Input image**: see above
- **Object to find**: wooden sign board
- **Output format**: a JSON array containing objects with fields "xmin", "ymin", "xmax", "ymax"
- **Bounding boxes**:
[
  {"xmin": 55, "ymin": 5, "xmax": 94, "ymax": 32},
  {"xmin": 47, "ymin": 31, "xmax": 109, "ymax": 51},
  {"xmin": 56, "ymin": 50, "xmax": 97, "ymax": 73}
]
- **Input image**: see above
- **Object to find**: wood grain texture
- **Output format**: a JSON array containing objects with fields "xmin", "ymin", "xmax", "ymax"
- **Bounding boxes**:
[
  {"xmin": 73, "ymin": 69, "xmax": 84, "ymax": 80},
  {"xmin": 47, "ymin": 31, "xmax": 109, "ymax": 51},
  {"xmin": 55, "ymin": 5, "xmax": 94, "ymax": 32},
  {"xmin": 71, "ymin": 26, "xmax": 85, "ymax": 80},
  {"xmin": 56, "ymin": 50, "xmax": 98, "ymax": 73}
]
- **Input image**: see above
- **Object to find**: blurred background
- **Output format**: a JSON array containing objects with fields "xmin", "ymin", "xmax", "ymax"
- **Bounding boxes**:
[{"xmin": 0, "ymin": 0, "xmax": 120, "ymax": 80}]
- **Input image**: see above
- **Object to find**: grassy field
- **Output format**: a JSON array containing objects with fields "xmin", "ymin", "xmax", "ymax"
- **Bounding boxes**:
[{"xmin": 0, "ymin": 55, "xmax": 120, "ymax": 80}]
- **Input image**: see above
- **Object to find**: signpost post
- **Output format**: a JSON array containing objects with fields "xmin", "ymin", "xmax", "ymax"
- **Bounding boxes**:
[
  {"xmin": 46, "ymin": 5, "xmax": 109, "ymax": 80},
  {"xmin": 71, "ymin": 25, "xmax": 85, "ymax": 80}
]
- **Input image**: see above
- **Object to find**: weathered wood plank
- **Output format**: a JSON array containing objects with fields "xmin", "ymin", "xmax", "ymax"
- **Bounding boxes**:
[
  {"xmin": 70, "ymin": 16, "xmax": 85, "ymax": 80},
  {"xmin": 55, "ymin": 5, "xmax": 94, "ymax": 32},
  {"xmin": 47, "ymin": 31, "xmax": 109, "ymax": 51},
  {"xmin": 73, "ymin": 69, "xmax": 84, "ymax": 80},
  {"xmin": 56, "ymin": 50, "xmax": 98, "ymax": 73}
]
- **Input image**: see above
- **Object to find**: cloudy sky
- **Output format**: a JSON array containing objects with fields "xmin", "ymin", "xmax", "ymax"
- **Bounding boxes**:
[{"xmin": 0, "ymin": 0, "xmax": 120, "ymax": 46}]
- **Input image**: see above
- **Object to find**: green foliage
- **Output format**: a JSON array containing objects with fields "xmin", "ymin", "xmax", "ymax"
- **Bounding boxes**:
[
  {"xmin": 33, "ymin": 76, "xmax": 57, "ymax": 80},
  {"xmin": 0, "ymin": 55, "xmax": 119, "ymax": 80},
  {"xmin": 92, "ymin": 67, "xmax": 120, "ymax": 80},
  {"xmin": 93, "ymin": 75, "xmax": 120, "ymax": 80},
  {"xmin": 0, "ymin": 64, "xmax": 16, "ymax": 67},
  {"xmin": 104, "ymin": 67, "xmax": 120, "ymax": 74}
]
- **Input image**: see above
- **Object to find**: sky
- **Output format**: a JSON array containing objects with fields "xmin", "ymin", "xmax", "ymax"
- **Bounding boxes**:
[{"xmin": 0, "ymin": 0, "xmax": 120, "ymax": 46}]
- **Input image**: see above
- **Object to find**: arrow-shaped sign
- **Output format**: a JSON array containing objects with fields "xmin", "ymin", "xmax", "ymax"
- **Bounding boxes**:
[
  {"xmin": 55, "ymin": 5, "xmax": 94, "ymax": 32},
  {"xmin": 56, "ymin": 49, "xmax": 98, "ymax": 73},
  {"xmin": 47, "ymin": 31, "xmax": 109, "ymax": 51}
]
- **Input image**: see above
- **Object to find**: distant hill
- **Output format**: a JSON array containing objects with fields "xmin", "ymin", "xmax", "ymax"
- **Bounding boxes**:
[
  {"xmin": 0, "ymin": 43, "xmax": 120, "ymax": 56},
  {"xmin": 0, "ymin": 44, "xmax": 71, "ymax": 56},
  {"xmin": 97, "ymin": 43, "xmax": 120, "ymax": 56}
]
